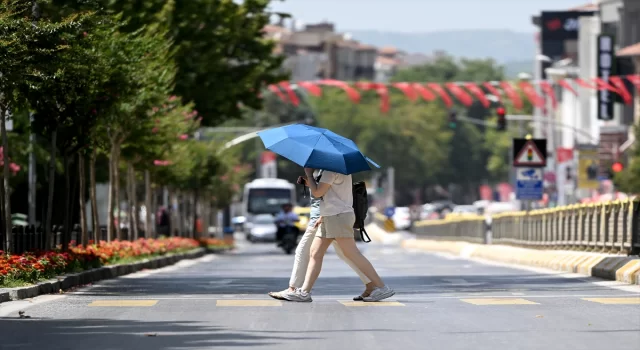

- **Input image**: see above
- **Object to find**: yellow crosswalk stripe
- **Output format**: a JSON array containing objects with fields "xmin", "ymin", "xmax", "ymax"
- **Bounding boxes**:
[
  {"xmin": 582, "ymin": 297, "xmax": 640, "ymax": 305},
  {"xmin": 88, "ymin": 300, "xmax": 158, "ymax": 307},
  {"xmin": 461, "ymin": 298, "xmax": 539, "ymax": 305},
  {"xmin": 216, "ymin": 300, "xmax": 282, "ymax": 307},
  {"xmin": 339, "ymin": 301, "xmax": 405, "ymax": 307}
]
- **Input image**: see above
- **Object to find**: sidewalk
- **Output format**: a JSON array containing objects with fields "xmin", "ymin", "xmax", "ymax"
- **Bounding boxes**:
[{"xmin": 365, "ymin": 224, "xmax": 640, "ymax": 285}]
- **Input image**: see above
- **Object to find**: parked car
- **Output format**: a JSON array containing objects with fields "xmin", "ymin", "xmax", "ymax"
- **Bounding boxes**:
[
  {"xmin": 452, "ymin": 205, "xmax": 480, "ymax": 215},
  {"xmin": 392, "ymin": 207, "xmax": 412, "ymax": 230},
  {"xmin": 293, "ymin": 206, "xmax": 311, "ymax": 232},
  {"xmin": 245, "ymin": 214, "xmax": 277, "ymax": 242}
]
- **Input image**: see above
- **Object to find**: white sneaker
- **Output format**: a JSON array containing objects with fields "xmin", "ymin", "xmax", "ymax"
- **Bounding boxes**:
[
  {"xmin": 281, "ymin": 288, "xmax": 312, "ymax": 302},
  {"xmin": 363, "ymin": 285, "xmax": 395, "ymax": 302},
  {"xmin": 268, "ymin": 289, "xmax": 291, "ymax": 300}
]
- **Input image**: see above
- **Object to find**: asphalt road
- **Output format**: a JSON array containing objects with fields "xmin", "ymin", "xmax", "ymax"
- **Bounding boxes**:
[{"xmin": 1, "ymin": 235, "xmax": 639, "ymax": 350}]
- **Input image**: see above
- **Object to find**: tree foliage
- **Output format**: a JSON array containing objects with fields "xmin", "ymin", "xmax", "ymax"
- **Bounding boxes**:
[{"xmin": 98, "ymin": 0, "xmax": 288, "ymax": 126}]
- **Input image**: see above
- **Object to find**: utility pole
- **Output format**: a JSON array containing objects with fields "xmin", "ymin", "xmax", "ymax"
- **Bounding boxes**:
[{"xmin": 387, "ymin": 167, "xmax": 395, "ymax": 207}]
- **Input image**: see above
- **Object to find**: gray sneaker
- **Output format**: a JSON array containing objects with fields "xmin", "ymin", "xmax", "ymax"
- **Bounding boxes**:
[
  {"xmin": 363, "ymin": 285, "xmax": 395, "ymax": 302},
  {"xmin": 281, "ymin": 288, "xmax": 312, "ymax": 302}
]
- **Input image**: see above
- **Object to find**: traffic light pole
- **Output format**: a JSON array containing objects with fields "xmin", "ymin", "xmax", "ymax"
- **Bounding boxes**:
[{"xmin": 458, "ymin": 115, "xmax": 598, "ymax": 144}]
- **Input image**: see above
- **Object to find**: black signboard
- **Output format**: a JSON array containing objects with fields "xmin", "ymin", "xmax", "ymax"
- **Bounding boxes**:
[
  {"xmin": 512, "ymin": 138, "xmax": 547, "ymax": 168},
  {"xmin": 540, "ymin": 11, "xmax": 594, "ymax": 41},
  {"xmin": 597, "ymin": 34, "xmax": 615, "ymax": 121}
]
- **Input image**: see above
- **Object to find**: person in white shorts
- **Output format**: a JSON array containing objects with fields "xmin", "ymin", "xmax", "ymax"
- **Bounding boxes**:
[
  {"xmin": 281, "ymin": 167, "xmax": 394, "ymax": 302},
  {"xmin": 268, "ymin": 170, "xmax": 375, "ymax": 301}
]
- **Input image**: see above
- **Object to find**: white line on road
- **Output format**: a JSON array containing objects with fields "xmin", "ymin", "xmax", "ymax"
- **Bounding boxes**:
[{"xmin": 106, "ymin": 293, "xmax": 640, "ymax": 301}]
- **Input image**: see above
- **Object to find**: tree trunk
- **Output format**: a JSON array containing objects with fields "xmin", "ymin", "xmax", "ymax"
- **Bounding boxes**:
[
  {"xmin": 78, "ymin": 152, "xmax": 87, "ymax": 245},
  {"xmin": 113, "ymin": 143, "xmax": 122, "ymax": 240},
  {"xmin": 0, "ymin": 106, "xmax": 11, "ymax": 253},
  {"xmin": 192, "ymin": 191, "xmax": 199, "ymax": 239},
  {"xmin": 62, "ymin": 155, "xmax": 71, "ymax": 251},
  {"xmin": 144, "ymin": 170, "xmax": 153, "ymax": 238},
  {"xmin": 128, "ymin": 163, "xmax": 139, "ymax": 240},
  {"xmin": 89, "ymin": 149, "xmax": 99, "ymax": 242},
  {"xmin": 106, "ymin": 144, "xmax": 114, "ymax": 241},
  {"xmin": 45, "ymin": 128, "xmax": 57, "ymax": 249},
  {"xmin": 0, "ymin": 168, "xmax": 5, "ymax": 252}
]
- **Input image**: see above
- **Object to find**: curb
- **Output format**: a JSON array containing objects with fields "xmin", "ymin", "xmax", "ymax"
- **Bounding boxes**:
[
  {"xmin": 401, "ymin": 239, "xmax": 640, "ymax": 285},
  {"xmin": 0, "ymin": 247, "xmax": 226, "ymax": 304}
]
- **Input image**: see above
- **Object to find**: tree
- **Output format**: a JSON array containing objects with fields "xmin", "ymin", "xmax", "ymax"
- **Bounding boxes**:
[
  {"xmin": 91, "ymin": 19, "xmax": 176, "ymax": 241},
  {"xmin": 615, "ymin": 123, "xmax": 640, "ymax": 194},
  {"xmin": 101, "ymin": 0, "xmax": 288, "ymax": 126},
  {"xmin": 0, "ymin": 0, "xmax": 103, "ymax": 250}
]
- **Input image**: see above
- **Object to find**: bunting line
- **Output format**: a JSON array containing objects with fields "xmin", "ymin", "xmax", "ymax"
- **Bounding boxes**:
[{"xmin": 266, "ymin": 74, "xmax": 640, "ymax": 113}]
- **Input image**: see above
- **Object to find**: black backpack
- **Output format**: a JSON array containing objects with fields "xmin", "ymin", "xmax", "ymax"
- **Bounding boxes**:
[
  {"xmin": 316, "ymin": 171, "xmax": 371, "ymax": 243},
  {"xmin": 352, "ymin": 181, "xmax": 371, "ymax": 243}
]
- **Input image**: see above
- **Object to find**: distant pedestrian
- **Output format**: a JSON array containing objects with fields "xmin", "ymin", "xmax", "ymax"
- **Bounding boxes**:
[{"xmin": 156, "ymin": 207, "xmax": 170, "ymax": 236}]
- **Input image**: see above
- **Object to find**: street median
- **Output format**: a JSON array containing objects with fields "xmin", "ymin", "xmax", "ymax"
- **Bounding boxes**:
[
  {"xmin": 401, "ymin": 239, "xmax": 640, "ymax": 285},
  {"xmin": 373, "ymin": 199, "xmax": 640, "ymax": 285}
]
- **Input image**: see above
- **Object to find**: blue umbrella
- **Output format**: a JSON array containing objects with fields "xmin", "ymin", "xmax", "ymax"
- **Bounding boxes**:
[{"xmin": 257, "ymin": 124, "xmax": 380, "ymax": 175}]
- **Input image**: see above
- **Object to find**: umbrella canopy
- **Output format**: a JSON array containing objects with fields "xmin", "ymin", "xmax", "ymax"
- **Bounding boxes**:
[{"xmin": 257, "ymin": 124, "xmax": 380, "ymax": 175}]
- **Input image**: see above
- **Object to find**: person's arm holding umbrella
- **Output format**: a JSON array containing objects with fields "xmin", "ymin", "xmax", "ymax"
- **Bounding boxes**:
[{"xmin": 304, "ymin": 168, "xmax": 331, "ymax": 198}]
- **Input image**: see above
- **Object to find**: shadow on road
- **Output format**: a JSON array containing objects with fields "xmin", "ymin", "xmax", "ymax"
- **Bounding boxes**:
[
  {"xmin": 0, "ymin": 318, "xmax": 321, "ymax": 349},
  {"xmin": 71, "ymin": 273, "xmax": 619, "ymax": 298}
]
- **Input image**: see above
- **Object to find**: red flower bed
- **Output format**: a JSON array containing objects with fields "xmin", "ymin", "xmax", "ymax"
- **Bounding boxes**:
[{"xmin": 0, "ymin": 237, "xmax": 200, "ymax": 286}]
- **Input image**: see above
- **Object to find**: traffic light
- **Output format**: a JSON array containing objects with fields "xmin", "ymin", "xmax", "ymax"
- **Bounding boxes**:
[
  {"xmin": 612, "ymin": 162, "xmax": 624, "ymax": 173},
  {"xmin": 496, "ymin": 106, "xmax": 506, "ymax": 131},
  {"xmin": 448, "ymin": 110, "xmax": 457, "ymax": 129}
]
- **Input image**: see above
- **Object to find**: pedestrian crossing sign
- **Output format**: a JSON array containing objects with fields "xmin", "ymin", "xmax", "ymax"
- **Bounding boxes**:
[{"xmin": 513, "ymin": 139, "xmax": 546, "ymax": 167}]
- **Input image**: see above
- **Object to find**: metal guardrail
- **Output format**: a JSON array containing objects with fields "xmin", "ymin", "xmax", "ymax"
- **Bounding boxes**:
[
  {"xmin": 390, "ymin": 200, "xmax": 640, "ymax": 256},
  {"xmin": 412, "ymin": 215, "xmax": 487, "ymax": 244}
]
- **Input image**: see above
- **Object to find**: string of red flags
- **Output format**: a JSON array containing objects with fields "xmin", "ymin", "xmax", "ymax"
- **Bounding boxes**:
[{"xmin": 266, "ymin": 74, "xmax": 640, "ymax": 113}]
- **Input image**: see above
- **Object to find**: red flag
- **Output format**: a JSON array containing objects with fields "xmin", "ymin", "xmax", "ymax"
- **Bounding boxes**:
[
  {"xmin": 445, "ymin": 82, "xmax": 474, "ymax": 106},
  {"xmin": 356, "ymin": 82, "xmax": 390, "ymax": 113},
  {"xmin": 298, "ymin": 81, "xmax": 322, "ymax": 97},
  {"xmin": 574, "ymin": 78, "xmax": 598, "ymax": 89},
  {"xmin": 268, "ymin": 84, "xmax": 288, "ymax": 103},
  {"xmin": 317, "ymin": 79, "xmax": 360, "ymax": 103},
  {"xmin": 278, "ymin": 81, "xmax": 300, "ymax": 106},
  {"xmin": 499, "ymin": 81, "xmax": 523, "ymax": 110},
  {"xmin": 482, "ymin": 82, "xmax": 503, "ymax": 102},
  {"xmin": 412, "ymin": 83, "xmax": 438, "ymax": 101},
  {"xmin": 539, "ymin": 81, "xmax": 557, "ymax": 109},
  {"xmin": 627, "ymin": 74, "xmax": 640, "ymax": 92},
  {"xmin": 463, "ymin": 82, "xmax": 490, "ymax": 108},
  {"xmin": 426, "ymin": 83, "xmax": 453, "ymax": 107},
  {"xmin": 609, "ymin": 76, "xmax": 632, "ymax": 105},
  {"xmin": 376, "ymin": 84, "xmax": 390, "ymax": 113},
  {"xmin": 518, "ymin": 81, "xmax": 545, "ymax": 108},
  {"xmin": 557, "ymin": 79, "xmax": 577, "ymax": 96},
  {"xmin": 391, "ymin": 82, "xmax": 418, "ymax": 102}
]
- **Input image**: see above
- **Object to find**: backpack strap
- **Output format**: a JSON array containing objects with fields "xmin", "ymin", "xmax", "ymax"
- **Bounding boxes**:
[
  {"xmin": 313, "ymin": 170, "xmax": 324, "ymax": 200},
  {"xmin": 359, "ymin": 227, "xmax": 371, "ymax": 243}
]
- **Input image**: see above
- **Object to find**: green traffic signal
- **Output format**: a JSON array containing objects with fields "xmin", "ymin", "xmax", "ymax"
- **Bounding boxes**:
[{"xmin": 449, "ymin": 122, "xmax": 457, "ymax": 129}]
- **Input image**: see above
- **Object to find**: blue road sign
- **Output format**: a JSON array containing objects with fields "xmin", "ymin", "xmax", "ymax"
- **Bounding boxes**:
[
  {"xmin": 384, "ymin": 207, "xmax": 396, "ymax": 218},
  {"xmin": 516, "ymin": 167, "xmax": 544, "ymax": 200}
]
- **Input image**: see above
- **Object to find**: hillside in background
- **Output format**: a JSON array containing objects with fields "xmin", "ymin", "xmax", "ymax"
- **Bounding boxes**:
[{"xmin": 347, "ymin": 29, "xmax": 535, "ymax": 78}]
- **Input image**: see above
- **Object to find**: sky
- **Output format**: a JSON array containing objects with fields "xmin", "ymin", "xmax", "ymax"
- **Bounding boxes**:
[{"xmin": 268, "ymin": 0, "xmax": 592, "ymax": 33}]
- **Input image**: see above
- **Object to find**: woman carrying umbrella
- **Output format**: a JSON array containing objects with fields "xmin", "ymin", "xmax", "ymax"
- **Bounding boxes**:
[{"xmin": 257, "ymin": 124, "xmax": 395, "ymax": 302}]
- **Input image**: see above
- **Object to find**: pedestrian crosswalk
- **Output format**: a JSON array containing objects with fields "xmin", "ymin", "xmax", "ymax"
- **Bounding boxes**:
[{"xmin": 85, "ymin": 296, "xmax": 640, "ymax": 307}]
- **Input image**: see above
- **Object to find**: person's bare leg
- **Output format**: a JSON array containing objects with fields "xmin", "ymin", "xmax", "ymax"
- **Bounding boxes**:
[
  {"xmin": 332, "ymin": 241, "xmax": 374, "ymax": 298},
  {"xmin": 300, "ymin": 237, "xmax": 333, "ymax": 292},
  {"xmin": 334, "ymin": 237, "xmax": 384, "ymax": 288}
]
